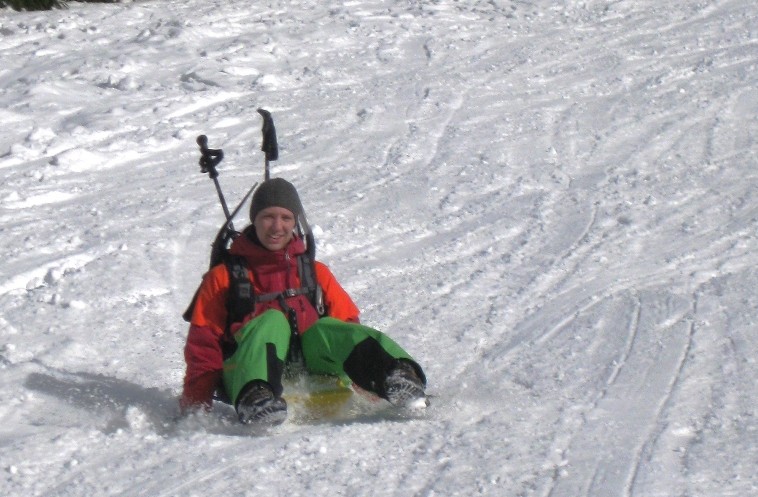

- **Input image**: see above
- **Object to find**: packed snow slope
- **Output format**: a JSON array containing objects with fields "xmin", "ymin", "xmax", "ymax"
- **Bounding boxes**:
[{"xmin": 1, "ymin": 0, "xmax": 757, "ymax": 496}]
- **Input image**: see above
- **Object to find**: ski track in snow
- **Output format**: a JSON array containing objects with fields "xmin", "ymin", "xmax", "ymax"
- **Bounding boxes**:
[{"xmin": 1, "ymin": 1, "xmax": 757, "ymax": 496}]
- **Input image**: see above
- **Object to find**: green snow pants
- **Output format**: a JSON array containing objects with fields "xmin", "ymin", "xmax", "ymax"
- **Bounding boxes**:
[{"xmin": 222, "ymin": 309, "xmax": 424, "ymax": 406}]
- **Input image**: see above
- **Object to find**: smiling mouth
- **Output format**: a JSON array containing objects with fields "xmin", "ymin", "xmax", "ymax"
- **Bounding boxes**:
[{"xmin": 265, "ymin": 233, "xmax": 288, "ymax": 245}]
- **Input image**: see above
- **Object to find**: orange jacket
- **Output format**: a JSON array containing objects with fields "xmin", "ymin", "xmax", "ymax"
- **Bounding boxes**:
[{"xmin": 180, "ymin": 232, "xmax": 360, "ymax": 409}]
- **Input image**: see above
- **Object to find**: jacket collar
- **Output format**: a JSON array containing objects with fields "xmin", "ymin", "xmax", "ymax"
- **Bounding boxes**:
[{"xmin": 228, "ymin": 227, "xmax": 306, "ymax": 263}]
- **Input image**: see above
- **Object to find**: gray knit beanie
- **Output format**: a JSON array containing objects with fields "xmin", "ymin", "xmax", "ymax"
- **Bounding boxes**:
[{"xmin": 249, "ymin": 178, "xmax": 304, "ymax": 222}]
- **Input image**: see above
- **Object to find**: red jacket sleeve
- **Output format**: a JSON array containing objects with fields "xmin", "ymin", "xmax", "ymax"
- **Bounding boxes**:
[
  {"xmin": 180, "ymin": 324, "xmax": 224, "ymax": 410},
  {"xmin": 315, "ymin": 262, "xmax": 361, "ymax": 323},
  {"xmin": 180, "ymin": 265, "xmax": 230, "ymax": 410}
]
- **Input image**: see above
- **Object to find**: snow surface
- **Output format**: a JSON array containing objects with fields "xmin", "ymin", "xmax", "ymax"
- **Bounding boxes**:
[{"xmin": 1, "ymin": 0, "xmax": 757, "ymax": 495}]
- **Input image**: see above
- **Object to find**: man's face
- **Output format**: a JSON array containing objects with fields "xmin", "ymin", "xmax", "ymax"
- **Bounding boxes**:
[{"xmin": 253, "ymin": 206, "xmax": 296, "ymax": 251}]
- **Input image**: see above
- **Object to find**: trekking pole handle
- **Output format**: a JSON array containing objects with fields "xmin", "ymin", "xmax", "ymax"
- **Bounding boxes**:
[
  {"xmin": 256, "ymin": 109, "xmax": 278, "ymax": 181},
  {"xmin": 196, "ymin": 135, "xmax": 232, "ymax": 222},
  {"xmin": 197, "ymin": 135, "xmax": 224, "ymax": 179}
]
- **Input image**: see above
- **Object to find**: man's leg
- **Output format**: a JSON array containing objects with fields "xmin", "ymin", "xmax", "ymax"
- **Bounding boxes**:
[
  {"xmin": 222, "ymin": 309, "xmax": 290, "ymax": 406},
  {"xmin": 301, "ymin": 317, "xmax": 426, "ymax": 401}
]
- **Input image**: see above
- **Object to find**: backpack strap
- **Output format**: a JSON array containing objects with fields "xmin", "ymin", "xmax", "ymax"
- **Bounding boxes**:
[
  {"xmin": 255, "ymin": 287, "xmax": 311, "ymax": 303},
  {"xmin": 297, "ymin": 250, "xmax": 326, "ymax": 316},
  {"xmin": 225, "ymin": 255, "xmax": 254, "ymax": 333}
]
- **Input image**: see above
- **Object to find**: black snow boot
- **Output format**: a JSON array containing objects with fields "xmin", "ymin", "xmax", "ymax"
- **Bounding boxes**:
[
  {"xmin": 384, "ymin": 360, "xmax": 428, "ymax": 409},
  {"xmin": 236, "ymin": 380, "xmax": 287, "ymax": 425}
]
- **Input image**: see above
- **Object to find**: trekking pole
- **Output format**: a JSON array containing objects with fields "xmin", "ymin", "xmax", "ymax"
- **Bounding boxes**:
[
  {"xmin": 257, "ymin": 108, "xmax": 278, "ymax": 180},
  {"xmin": 257, "ymin": 109, "xmax": 306, "ymax": 368},
  {"xmin": 196, "ymin": 135, "xmax": 233, "ymax": 226}
]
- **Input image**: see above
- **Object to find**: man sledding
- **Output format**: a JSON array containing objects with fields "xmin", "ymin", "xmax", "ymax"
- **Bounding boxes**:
[{"xmin": 179, "ymin": 122, "xmax": 427, "ymax": 425}]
